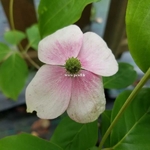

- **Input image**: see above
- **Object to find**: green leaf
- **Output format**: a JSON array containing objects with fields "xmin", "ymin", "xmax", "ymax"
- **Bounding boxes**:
[
  {"xmin": 103, "ymin": 63, "xmax": 137, "ymax": 89},
  {"xmin": 100, "ymin": 110, "xmax": 111, "ymax": 147},
  {"xmin": 89, "ymin": 147, "xmax": 98, "ymax": 150},
  {"xmin": 51, "ymin": 116, "xmax": 98, "ymax": 150},
  {"xmin": 109, "ymin": 88, "xmax": 150, "ymax": 150},
  {"xmin": 4, "ymin": 30, "xmax": 26, "ymax": 45},
  {"xmin": 38, "ymin": 0, "xmax": 98, "ymax": 37},
  {"xmin": 0, "ymin": 52, "xmax": 28, "ymax": 100},
  {"xmin": 0, "ymin": 133, "xmax": 62, "ymax": 150},
  {"xmin": 126, "ymin": 0, "xmax": 150, "ymax": 72},
  {"xmin": 0, "ymin": 42, "xmax": 11, "ymax": 62},
  {"xmin": 26, "ymin": 24, "xmax": 41, "ymax": 50}
]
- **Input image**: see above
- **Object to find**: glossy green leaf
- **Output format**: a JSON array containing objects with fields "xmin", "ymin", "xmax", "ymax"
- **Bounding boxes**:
[
  {"xmin": 26, "ymin": 24, "xmax": 41, "ymax": 50},
  {"xmin": 109, "ymin": 88, "xmax": 150, "ymax": 150},
  {"xmin": 0, "ymin": 133, "xmax": 62, "ymax": 150},
  {"xmin": 38, "ymin": 0, "xmax": 98, "ymax": 37},
  {"xmin": 4, "ymin": 30, "xmax": 26, "ymax": 45},
  {"xmin": 126, "ymin": 0, "xmax": 150, "ymax": 72},
  {"xmin": 100, "ymin": 110, "xmax": 111, "ymax": 147},
  {"xmin": 103, "ymin": 63, "xmax": 137, "ymax": 89},
  {"xmin": 0, "ymin": 52, "xmax": 28, "ymax": 100},
  {"xmin": 51, "ymin": 116, "xmax": 98, "ymax": 150},
  {"xmin": 0, "ymin": 43, "xmax": 11, "ymax": 62}
]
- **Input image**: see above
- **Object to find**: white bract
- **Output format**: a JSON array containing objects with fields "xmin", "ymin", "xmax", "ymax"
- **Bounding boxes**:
[{"xmin": 26, "ymin": 25, "xmax": 118, "ymax": 123}]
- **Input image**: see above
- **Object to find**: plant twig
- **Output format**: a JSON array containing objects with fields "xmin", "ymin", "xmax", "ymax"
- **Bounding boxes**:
[
  {"xmin": 9, "ymin": 0, "xmax": 40, "ymax": 70},
  {"xmin": 9, "ymin": 0, "xmax": 15, "ymax": 30},
  {"xmin": 23, "ymin": 52, "xmax": 40, "ymax": 69}
]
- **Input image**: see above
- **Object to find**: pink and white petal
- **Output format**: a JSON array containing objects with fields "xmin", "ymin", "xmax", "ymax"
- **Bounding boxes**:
[
  {"xmin": 26, "ymin": 65, "xmax": 72, "ymax": 119},
  {"xmin": 38, "ymin": 25, "xmax": 83, "ymax": 65},
  {"xmin": 78, "ymin": 32, "xmax": 118, "ymax": 76},
  {"xmin": 67, "ymin": 70, "xmax": 106, "ymax": 123}
]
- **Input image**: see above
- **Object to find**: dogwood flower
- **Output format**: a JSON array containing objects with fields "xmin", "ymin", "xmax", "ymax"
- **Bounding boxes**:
[{"xmin": 26, "ymin": 25, "xmax": 118, "ymax": 123}]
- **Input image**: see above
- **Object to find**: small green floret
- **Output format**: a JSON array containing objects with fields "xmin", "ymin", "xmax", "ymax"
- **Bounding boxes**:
[{"xmin": 65, "ymin": 57, "xmax": 81, "ymax": 74}]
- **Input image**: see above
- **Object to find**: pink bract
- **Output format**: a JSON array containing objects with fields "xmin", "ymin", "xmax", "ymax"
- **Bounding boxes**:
[{"xmin": 26, "ymin": 25, "xmax": 118, "ymax": 123}]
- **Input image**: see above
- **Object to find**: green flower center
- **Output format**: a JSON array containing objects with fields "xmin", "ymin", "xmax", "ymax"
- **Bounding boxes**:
[{"xmin": 65, "ymin": 57, "xmax": 81, "ymax": 74}]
